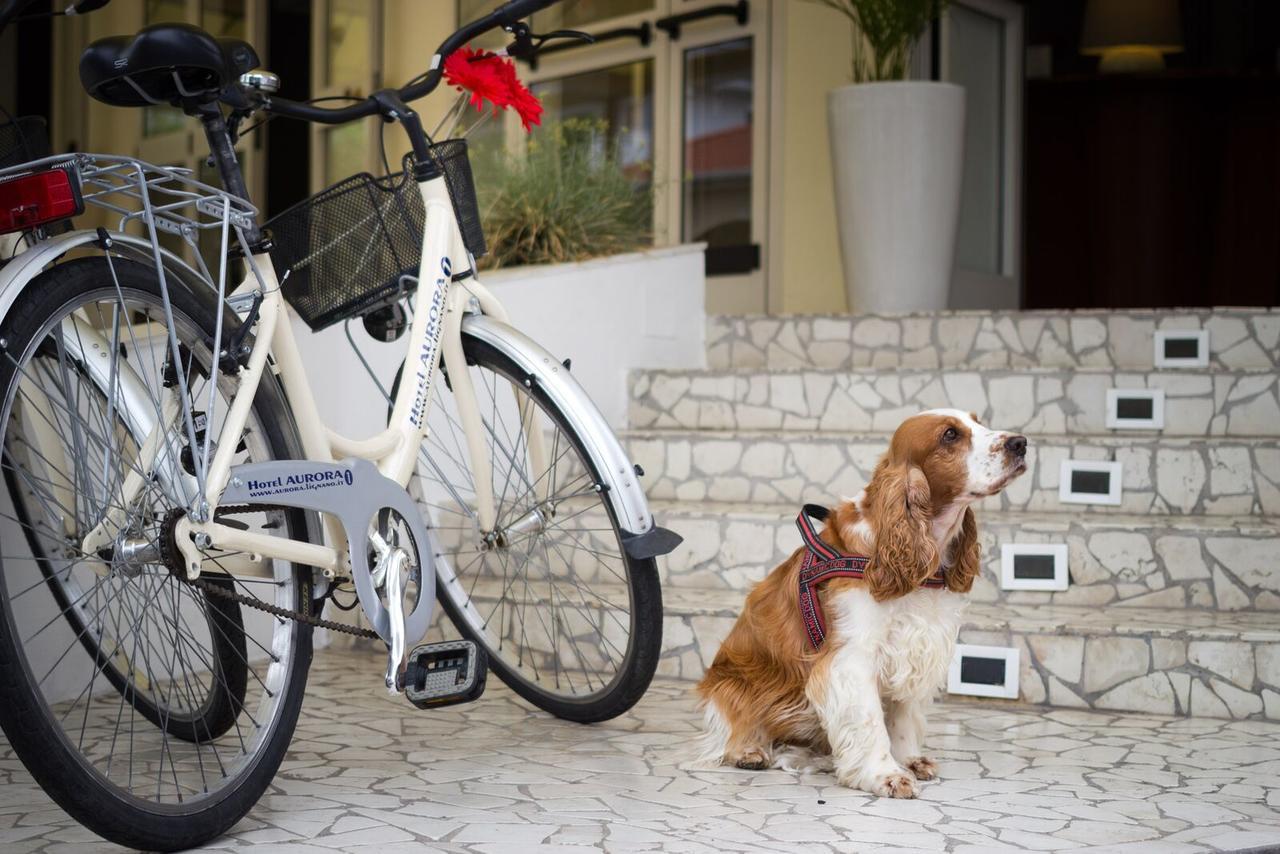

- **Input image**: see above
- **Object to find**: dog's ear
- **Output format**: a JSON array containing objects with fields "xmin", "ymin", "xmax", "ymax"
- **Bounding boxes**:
[
  {"xmin": 865, "ymin": 462, "xmax": 939, "ymax": 601},
  {"xmin": 945, "ymin": 506, "xmax": 981, "ymax": 593}
]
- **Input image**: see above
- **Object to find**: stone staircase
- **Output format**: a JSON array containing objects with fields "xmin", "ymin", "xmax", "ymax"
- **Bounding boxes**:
[{"xmin": 623, "ymin": 308, "xmax": 1280, "ymax": 721}]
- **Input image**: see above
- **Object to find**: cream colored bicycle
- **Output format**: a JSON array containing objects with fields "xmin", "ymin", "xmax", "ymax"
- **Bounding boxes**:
[{"xmin": 0, "ymin": 0, "xmax": 678, "ymax": 848}]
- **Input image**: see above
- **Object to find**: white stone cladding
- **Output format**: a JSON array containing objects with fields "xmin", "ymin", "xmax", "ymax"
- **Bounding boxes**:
[{"xmin": 612, "ymin": 308, "xmax": 1280, "ymax": 721}]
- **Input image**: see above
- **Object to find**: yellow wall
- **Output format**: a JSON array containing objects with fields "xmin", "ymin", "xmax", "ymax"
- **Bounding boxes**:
[
  {"xmin": 768, "ymin": 0, "xmax": 853, "ymax": 315},
  {"xmin": 48, "ymin": 1, "xmax": 856, "ymax": 316},
  {"xmin": 381, "ymin": 0, "xmax": 458, "ymax": 134}
]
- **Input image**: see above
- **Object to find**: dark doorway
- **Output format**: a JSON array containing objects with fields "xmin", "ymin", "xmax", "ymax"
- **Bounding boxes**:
[
  {"xmin": 1, "ymin": 1, "xmax": 53, "ymax": 123},
  {"xmin": 1023, "ymin": 0, "xmax": 1280, "ymax": 308},
  {"xmin": 265, "ymin": 0, "xmax": 312, "ymax": 218}
]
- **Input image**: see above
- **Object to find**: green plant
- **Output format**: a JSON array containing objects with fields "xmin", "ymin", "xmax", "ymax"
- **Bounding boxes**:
[
  {"xmin": 810, "ymin": 0, "xmax": 950, "ymax": 83},
  {"xmin": 473, "ymin": 118, "xmax": 653, "ymax": 270}
]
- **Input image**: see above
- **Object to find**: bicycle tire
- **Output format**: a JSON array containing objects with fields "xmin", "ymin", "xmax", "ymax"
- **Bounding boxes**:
[
  {"xmin": 0, "ymin": 257, "xmax": 314, "ymax": 851},
  {"xmin": 405, "ymin": 330, "xmax": 662, "ymax": 724}
]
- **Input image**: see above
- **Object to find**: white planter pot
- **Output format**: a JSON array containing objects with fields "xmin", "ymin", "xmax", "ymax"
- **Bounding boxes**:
[{"xmin": 827, "ymin": 81, "xmax": 965, "ymax": 313}]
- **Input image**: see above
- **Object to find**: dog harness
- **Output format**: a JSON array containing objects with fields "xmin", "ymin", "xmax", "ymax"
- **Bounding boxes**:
[{"xmin": 796, "ymin": 504, "xmax": 948, "ymax": 649}]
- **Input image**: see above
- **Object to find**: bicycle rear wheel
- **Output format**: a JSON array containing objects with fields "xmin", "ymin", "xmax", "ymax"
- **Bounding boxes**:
[
  {"xmin": 0, "ymin": 257, "xmax": 313, "ymax": 850},
  {"xmin": 408, "ymin": 329, "xmax": 662, "ymax": 723}
]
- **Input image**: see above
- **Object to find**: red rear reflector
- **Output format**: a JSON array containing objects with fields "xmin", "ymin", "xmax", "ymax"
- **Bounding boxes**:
[{"xmin": 0, "ymin": 168, "xmax": 84, "ymax": 235}]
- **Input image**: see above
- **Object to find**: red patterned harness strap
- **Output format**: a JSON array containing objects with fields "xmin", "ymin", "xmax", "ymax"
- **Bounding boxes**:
[{"xmin": 796, "ymin": 504, "xmax": 947, "ymax": 650}]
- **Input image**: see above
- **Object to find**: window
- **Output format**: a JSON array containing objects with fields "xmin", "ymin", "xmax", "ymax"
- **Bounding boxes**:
[
  {"xmin": 682, "ymin": 37, "xmax": 754, "ymax": 273},
  {"xmin": 533, "ymin": 60, "xmax": 655, "ymax": 183},
  {"xmin": 456, "ymin": 0, "xmax": 766, "ymax": 311}
]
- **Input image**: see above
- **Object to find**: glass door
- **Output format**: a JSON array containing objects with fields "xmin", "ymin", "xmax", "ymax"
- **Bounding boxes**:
[
  {"xmin": 670, "ymin": 21, "xmax": 768, "ymax": 313},
  {"xmin": 311, "ymin": 0, "xmax": 383, "ymax": 189},
  {"xmin": 938, "ymin": 0, "xmax": 1024, "ymax": 309},
  {"xmin": 463, "ymin": 0, "xmax": 768, "ymax": 313}
]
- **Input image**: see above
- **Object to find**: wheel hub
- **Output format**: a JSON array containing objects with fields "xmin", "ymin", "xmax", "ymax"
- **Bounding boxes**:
[
  {"xmin": 490, "ymin": 502, "xmax": 557, "ymax": 549},
  {"xmin": 110, "ymin": 532, "xmax": 163, "ymax": 577}
]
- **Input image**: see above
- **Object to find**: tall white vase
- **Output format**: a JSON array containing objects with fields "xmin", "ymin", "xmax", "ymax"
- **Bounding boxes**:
[{"xmin": 827, "ymin": 81, "xmax": 965, "ymax": 313}]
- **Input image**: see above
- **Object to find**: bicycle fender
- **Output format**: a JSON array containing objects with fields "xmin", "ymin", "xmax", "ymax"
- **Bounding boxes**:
[
  {"xmin": 0, "ymin": 229, "xmax": 328, "ymax": 587},
  {"xmin": 460, "ymin": 314, "xmax": 683, "ymax": 559},
  {"xmin": 0, "ymin": 228, "xmax": 212, "ymax": 328}
]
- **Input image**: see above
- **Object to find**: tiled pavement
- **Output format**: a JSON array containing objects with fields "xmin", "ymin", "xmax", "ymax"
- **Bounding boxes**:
[{"xmin": 4, "ymin": 647, "xmax": 1280, "ymax": 853}]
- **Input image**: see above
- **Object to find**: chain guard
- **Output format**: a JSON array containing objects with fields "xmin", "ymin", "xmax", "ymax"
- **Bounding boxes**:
[
  {"xmin": 162, "ymin": 507, "xmax": 379, "ymax": 638},
  {"xmin": 218, "ymin": 458, "xmax": 434, "ymax": 645}
]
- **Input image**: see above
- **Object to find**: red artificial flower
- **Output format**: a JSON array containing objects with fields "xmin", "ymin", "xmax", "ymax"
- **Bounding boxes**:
[
  {"xmin": 493, "ymin": 55, "xmax": 543, "ymax": 132},
  {"xmin": 442, "ymin": 46, "xmax": 543, "ymax": 134}
]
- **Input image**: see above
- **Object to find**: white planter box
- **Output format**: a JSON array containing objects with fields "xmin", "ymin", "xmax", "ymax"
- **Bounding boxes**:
[
  {"xmin": 480, "ymin": 244, "xmax": 707, "ymax": 428},
  {"xmin": 294, "ymin": 244, "xmax": 707, "ymax": 438}
]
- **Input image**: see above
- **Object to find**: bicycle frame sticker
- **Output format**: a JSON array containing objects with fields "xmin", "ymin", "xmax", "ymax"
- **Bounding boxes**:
[
  {"xmin": 408, "ymin": 256, "xmax": 452, "ymax": 430},
  {"xmin": 219, "ymin": 457, "xmax": 436, "ymax": 643}
]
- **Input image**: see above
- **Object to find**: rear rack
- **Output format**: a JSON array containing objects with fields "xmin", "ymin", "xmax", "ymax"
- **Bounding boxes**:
[{"xmin": 1, "ymin": 152, "xmax": 258, "ymax": 242}]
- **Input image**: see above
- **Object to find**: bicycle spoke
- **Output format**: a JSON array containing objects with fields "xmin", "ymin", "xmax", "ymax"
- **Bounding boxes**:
[
  {"xmin": 416, "ymin": 348, "xmax": 639, "ymax": 702},
  {"xmin": 0, "ymin": 283, "xmax": 302, "ymax": 808}
]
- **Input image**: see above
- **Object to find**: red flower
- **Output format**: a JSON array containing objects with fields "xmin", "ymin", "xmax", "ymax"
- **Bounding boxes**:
[
  {"xmin": 493, "ymin": 55, "xmax": 543, "ymax": 132},
  {"xmin": 442, "ymin": 46, "xmax": 543, "ymax": 134}
]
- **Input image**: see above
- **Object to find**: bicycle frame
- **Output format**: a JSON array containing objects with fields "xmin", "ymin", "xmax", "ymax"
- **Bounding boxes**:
[
  {"xmin": 154, "ymin": 173, "xmax": 550, "ymax": 583},
  {"xmin": 3, "ymin": 150, "xmax": 671, "ymax": 653}
]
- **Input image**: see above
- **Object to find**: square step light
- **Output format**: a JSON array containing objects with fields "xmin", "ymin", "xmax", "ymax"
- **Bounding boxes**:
[
  {"xmin": 1059, "ymin": 459, "xmax": 1123, "ymax": 505},
  {"xmin": 1105, "ymin": 389, "xmax": 1165, "ymax": 430},
  {"xmin": 1001, "ymin": 543, "xmax": 1070, "ymax": 591},
  {"xmin": 1154, "ymin": 330, "xmax": 1210, "ymax": 368},
  {"xmin": 948, "ymin": 644, "xmax": 1020, "ymax": 700}
]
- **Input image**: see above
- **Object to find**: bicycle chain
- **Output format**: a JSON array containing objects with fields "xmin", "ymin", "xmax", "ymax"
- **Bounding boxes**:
[{"xmin": 166, "ymin": 505, "xmax": 381, "ymax": 640}]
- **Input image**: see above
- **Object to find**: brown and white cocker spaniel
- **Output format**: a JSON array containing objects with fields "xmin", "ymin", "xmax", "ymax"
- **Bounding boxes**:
[{"xmin": 695, "ymin": 409, "xmax": 1028, "ymax": 798}]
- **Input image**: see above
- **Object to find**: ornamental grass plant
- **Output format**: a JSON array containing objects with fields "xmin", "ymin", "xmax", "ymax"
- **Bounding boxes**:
[
  {"xmin": 810, "ymin": 0, "xmax": 951, "ymax": 82},
  {"xmin": 474, "ymin": 118, "xmax": 653, "ymax": 270}
]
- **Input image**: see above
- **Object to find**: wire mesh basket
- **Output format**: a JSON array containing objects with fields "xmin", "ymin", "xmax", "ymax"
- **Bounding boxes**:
[
  {"xmin": 266, "ymin": 139, "xmax": 486, "ymax": 332},
  {"xmin": 0, "ymin": 116, "xmax": 51, "ymax": 170},
  {"xmin": 430, "ymin": 139, "xmax": 486, "ymax": 261}
]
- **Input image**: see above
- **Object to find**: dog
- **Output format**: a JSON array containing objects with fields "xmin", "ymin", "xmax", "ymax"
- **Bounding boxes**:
[{"xmin": 694, "ymin": 409, "xmax": 1028, "ymax": 798}]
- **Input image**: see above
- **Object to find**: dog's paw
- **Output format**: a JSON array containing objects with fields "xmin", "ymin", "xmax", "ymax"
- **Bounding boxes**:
[
  {"xmin": 905, "ymin": 755, "xmax": 937, "ymax": 781},
  {"xmin": 866, "ymin": 770, "xmax": 919, "ymax": 799},
  {"xmin": 733, "ymin": 748, "xmax": 770, "ymax": 770}
]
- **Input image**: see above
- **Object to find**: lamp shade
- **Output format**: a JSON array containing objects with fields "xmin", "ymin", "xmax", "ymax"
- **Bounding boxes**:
[{"xmin": 1081, "ymin": 0, "xmax": 1183, "ymax": 54}]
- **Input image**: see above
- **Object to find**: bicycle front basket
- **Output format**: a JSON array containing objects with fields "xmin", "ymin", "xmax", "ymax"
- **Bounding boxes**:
[
  {"xmin": 266, "ymin": 164, "xmax": 426, "ymax": 331},
  {"xmin": 424, "ymin": 139, "xmax": 486, "ymax": 261}
]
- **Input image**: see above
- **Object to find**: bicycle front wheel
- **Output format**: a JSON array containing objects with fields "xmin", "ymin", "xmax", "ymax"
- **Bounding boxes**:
[{"xmin": 408, "ymin": 329, "xmax": 662, "ymax": 723}]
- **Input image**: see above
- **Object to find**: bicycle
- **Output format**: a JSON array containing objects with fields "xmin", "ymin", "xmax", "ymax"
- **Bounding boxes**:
[{"xmin": 0, "ymin": 0, "xmax": 680, "ymax": 849}]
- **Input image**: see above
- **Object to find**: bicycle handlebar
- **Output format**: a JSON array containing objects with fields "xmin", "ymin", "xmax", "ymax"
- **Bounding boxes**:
[
  {"xmin": 0, "ymin": 0, "xmax": 111, "ymax": 31},
  {"xmin": 262, "ymin": 0, "xmax": 561, "ymax": 126}
]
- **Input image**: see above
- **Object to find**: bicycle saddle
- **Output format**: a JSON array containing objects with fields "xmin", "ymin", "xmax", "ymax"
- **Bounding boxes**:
[{"xmin": 79, "ymin": 23, "xmax": 259, "ymax": 109}]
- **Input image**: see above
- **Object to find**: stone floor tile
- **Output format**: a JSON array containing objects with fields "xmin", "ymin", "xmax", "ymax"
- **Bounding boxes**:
[{"xmin": 1, "ymin": 649, "xmax": 1278, "ymax": 852}]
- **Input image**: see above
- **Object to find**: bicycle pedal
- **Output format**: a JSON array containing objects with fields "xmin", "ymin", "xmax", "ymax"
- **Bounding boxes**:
[{"xmin": 398, "ymin": 640, "xmax": 487, "ymax": 710}]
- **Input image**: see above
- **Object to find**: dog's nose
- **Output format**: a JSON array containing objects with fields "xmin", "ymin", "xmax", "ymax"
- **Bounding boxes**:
[{"xmin": 1006, "ymin": 435, "xmax": 1027, "ymax": 458}]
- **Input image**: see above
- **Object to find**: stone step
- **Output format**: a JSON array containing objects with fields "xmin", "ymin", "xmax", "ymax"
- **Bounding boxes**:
[
  {"xmin": 707, "ymin": 309, "xmax": 1280, "ymax": 372},
  {"xmin": 625, "ymin": 429, "xmax": 1280, "ymax": 517},
  {"xmin": 629, "ymin": 367, "xmax": 1279, "ymax": 437},
  {"xmin": 646, "ymin": 501, "xmax": 1280, "ymax": 612},
  {"xmin": 448, "ymin": 579, "xmax": 1280, "ymax": 721}
]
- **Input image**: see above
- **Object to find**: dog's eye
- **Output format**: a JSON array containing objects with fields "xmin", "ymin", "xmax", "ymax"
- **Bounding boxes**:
[{"xmin": 942, "ymin": 427, "xmax": 959, "ymax": 443}]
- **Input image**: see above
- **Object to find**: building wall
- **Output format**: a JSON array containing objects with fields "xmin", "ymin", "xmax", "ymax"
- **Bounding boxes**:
[
  {"xmin": 768, "ymin": 0, "xmax": 852, "ymax": 314},
  {"xmin": 41, "ymin": 1, "xmax": 857, "ymax": 317},
  {"xmin": 391, "ymin": 0, "xmax": 856, "ymax": 317}
]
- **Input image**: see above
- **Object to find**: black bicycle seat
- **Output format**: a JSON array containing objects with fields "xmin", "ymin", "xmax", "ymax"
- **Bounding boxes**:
[{"xmin": 79, "ymin": 23, "xmax": 259, "ymax": 109}]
